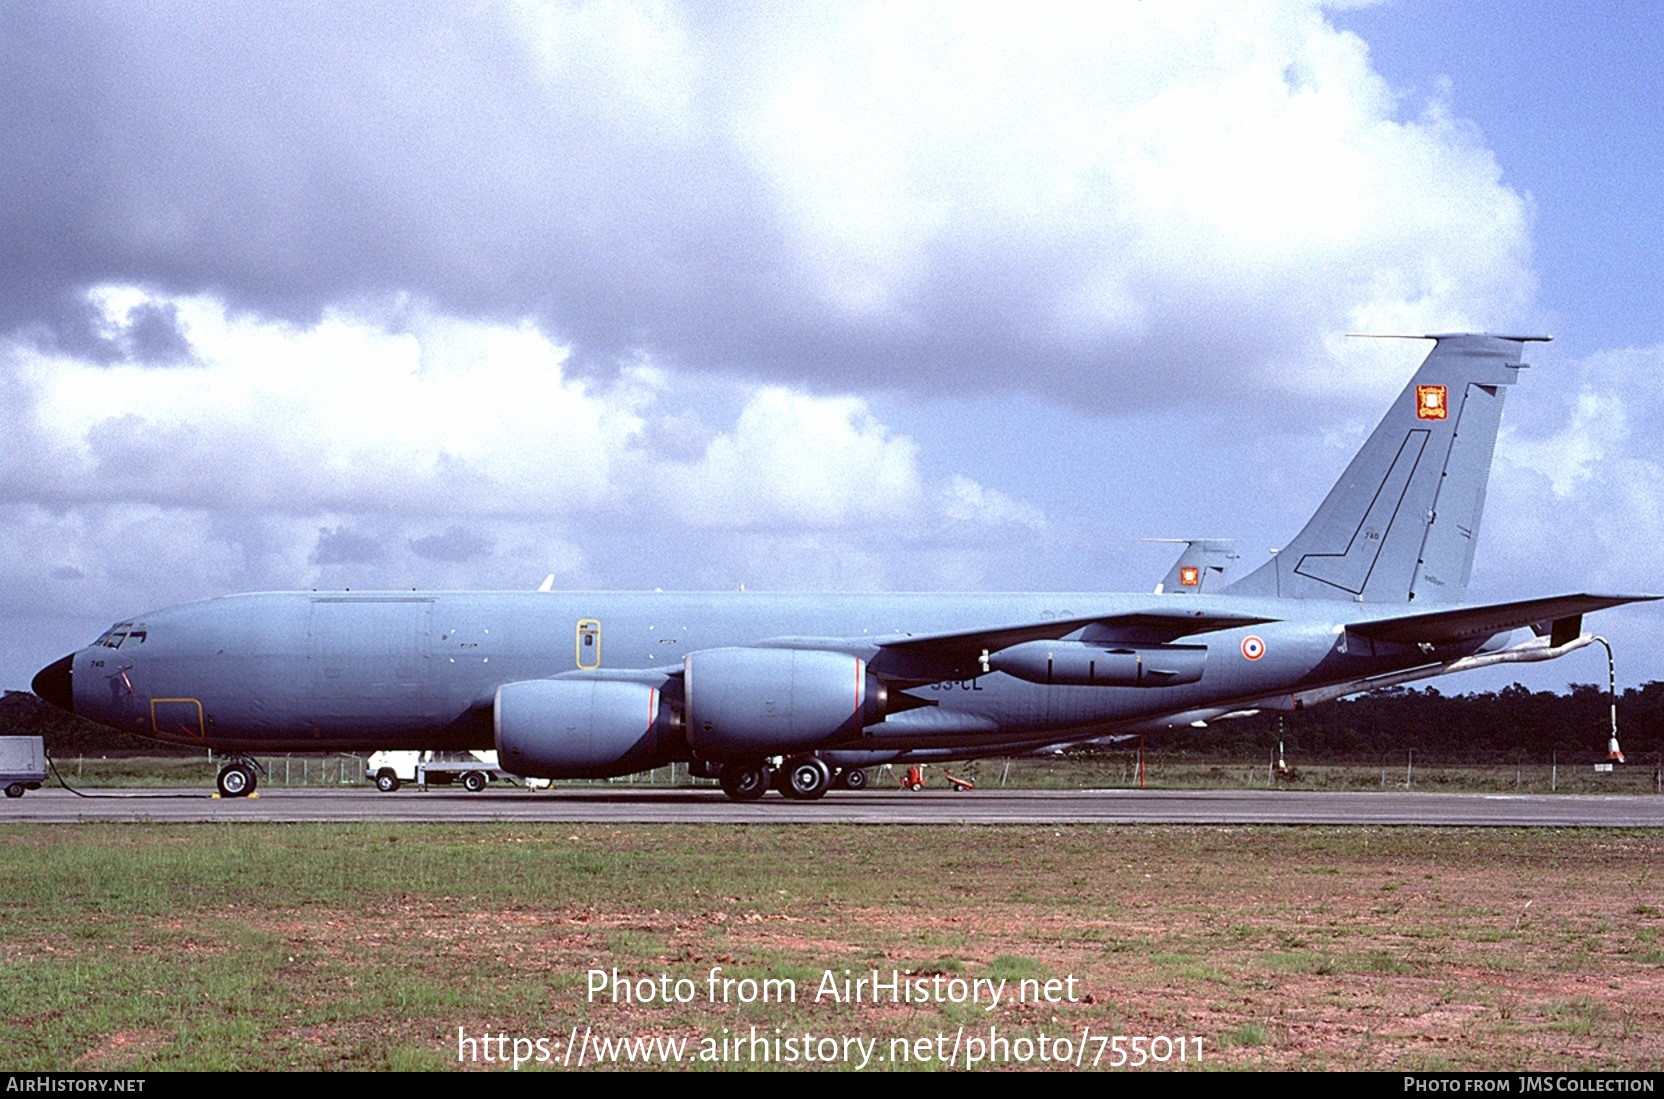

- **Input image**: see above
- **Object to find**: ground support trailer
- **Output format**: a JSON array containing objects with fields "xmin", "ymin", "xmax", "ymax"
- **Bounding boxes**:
[{"xmin": 1, "ymin": 736, "xmax": 47, "ymax": 798}]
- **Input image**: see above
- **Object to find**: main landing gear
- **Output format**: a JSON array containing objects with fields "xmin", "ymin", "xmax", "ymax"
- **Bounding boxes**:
[
  {"xmin": 714, "ymin": 756, "xmax": 868, "ymax": 802},
  {"xmin": 719, "ymin": 762, "xmax": 773, "ymax": 801},
  {"xmin": 779, "ymin": 756, "xmax": 832, "ymax": 801},
  {"xmin": 215, "ymin": 757, "xmax": 262, "ymax": 798}
]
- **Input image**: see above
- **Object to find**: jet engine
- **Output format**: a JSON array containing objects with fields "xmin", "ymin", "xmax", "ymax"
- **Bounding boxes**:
[
  {"xmin": 987, "ymin": 640, "xmax": 1207, "ymax": 687},
  {"xmin": 683, "ymin": 647, "xmax": 887, "ymax": 761},
  {"xmin": 494, "ymin": 679, "xmax": 672, "ymax": 778}
]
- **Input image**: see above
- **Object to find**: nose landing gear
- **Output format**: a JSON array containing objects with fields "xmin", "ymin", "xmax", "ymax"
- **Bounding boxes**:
[{"xmin": 215, "ymin": 757, "xmax": 262, "ymax": 798}]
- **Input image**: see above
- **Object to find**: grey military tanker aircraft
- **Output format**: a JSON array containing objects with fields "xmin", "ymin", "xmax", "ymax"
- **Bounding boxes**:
[{"xmin": 30, "ymin": 334, "xmax": 1655, "ymax": 801}]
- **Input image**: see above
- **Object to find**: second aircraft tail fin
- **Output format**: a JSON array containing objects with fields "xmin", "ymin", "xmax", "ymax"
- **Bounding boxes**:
[
  {"xmin": 1149, "ymin": 538, "xmax": 1238, "ymax": 594},
  {"xmin": 1224, "ymin": 333, "xmax": 1545, "ymax": 604}
]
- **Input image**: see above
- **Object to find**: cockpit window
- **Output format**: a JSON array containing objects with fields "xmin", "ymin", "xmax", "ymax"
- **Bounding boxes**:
[{"xmin": 94, "ymin": 624, "xmax": 138, "ymax": 648}]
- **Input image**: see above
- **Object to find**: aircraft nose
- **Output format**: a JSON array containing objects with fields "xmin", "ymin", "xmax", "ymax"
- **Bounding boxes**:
[{"xmin": 32, "ymin": 654, "xmax": 75, "ymax": 714}]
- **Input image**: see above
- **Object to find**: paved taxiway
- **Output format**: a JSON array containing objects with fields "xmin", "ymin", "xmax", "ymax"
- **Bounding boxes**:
[{"xmin": 6, "ymin": 787, "xmax": 1663, "ymax": 825}]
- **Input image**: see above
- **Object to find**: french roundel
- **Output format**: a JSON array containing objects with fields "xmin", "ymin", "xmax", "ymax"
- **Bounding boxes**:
[{"xmin": 1240, "ymin": 635, "xmax": 1266, "ymax": 661}]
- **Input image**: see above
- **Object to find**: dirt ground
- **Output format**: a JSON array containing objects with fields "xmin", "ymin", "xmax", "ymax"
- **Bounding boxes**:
[{"xmin": 9, "ymin": 824, "xmax": 1664, "ymax": 1070}]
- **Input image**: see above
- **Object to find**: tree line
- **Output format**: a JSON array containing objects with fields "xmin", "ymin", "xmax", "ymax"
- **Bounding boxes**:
[{"xmin": 1152, "ymin": 681, "xmax": 1663, "ymax": 762}]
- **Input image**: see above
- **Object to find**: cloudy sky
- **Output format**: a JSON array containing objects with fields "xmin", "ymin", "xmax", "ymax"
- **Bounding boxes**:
[{"xmin": 4, "ymin": 0, "xmax": 1661, "ymax": 695}]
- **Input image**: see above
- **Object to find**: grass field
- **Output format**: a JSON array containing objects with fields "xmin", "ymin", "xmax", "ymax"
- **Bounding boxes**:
[{"xmin": 3, "ymin": 824, "xmax": 1662, "ymax": 1071}]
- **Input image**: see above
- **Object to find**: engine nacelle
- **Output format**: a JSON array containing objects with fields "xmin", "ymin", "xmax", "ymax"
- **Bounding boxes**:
[
  {"xmin": 988, "ymin": 640, "xmax": 1207, "ymax": 687},
  {"xmin": 683, "ymin": 647, "xmax": 886, "ymax": 761},
  {"xmin": 494, "ymin": 678, "xmax": 672, "ymax": 778}
]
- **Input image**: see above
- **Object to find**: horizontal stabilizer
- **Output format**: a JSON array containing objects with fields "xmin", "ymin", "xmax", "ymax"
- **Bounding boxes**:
[{"xmin": 1347, "ymin": 593, "xmax": 1657, "ymax": 646}]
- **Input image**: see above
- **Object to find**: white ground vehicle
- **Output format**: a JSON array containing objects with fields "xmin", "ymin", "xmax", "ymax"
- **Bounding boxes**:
[
  {"xmin": 365, "ymin": 750, "xmax": 515, "ymax": 793},
  {"xmin": 1, "ymin": 736, "xmax": 47, "ymax": 798}
]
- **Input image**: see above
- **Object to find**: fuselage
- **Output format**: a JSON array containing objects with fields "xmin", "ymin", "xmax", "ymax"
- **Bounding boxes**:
[{"xmin": 37, "ymin": 588, "xmax": 1510, "ymax": 757}]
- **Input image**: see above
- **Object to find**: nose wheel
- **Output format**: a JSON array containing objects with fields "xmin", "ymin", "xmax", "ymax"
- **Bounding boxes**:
[{"xmin": 216, "ymin": 760, "xmax": 259, "ymax": 798}]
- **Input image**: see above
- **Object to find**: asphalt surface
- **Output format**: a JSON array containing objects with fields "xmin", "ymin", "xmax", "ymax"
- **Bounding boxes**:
[{"xmin": 6, "ymin": 786, "xmax": 1664, "ymax": 825}]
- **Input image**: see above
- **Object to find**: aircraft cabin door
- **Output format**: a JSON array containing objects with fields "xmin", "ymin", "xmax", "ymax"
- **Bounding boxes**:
[{"xmin": 576, "ymin": 618, "xmax": 601, "ymax": 670}]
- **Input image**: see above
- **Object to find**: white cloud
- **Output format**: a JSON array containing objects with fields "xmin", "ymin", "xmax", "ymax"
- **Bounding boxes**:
[
  {"xmin": 0, "ymin": 287, "xmax": 1051, "ymax": 653},
  {"xmin": 1, "ymin": 2, "xmax": 1537, "ymax": 409},
  {"xmin": 1484, "ymin": 344, "xmax": 1664, "ymax": 596},
  {"xmin": 662, "ymin": 387, "xmax": 926, "ymax": 529},
  {"xmin": 10, "ymin": 292, "xmax": 653, "ymax": 516},
  {"xmin": 726, "ymin": 1, "xmax": 1535, "ymax": 397},
  {"xmin": 1502, "ymin": 389, "xmax": 1627, "ymax": 497},
  {"xmin": 938, "ymin": 475, "xmax": 1046, "ymax": 531},
  {"xmin": 9, "ymin": 287, "xmax": 1037, "ymax": 535}
]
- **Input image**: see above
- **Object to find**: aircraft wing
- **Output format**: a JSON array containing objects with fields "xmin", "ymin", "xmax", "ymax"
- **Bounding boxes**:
[
  {"xmin": 1346, "ymin": 593, "xmax": 1658, "ymax": 646},
  {"xmin": 869, "ymin": 607, "xmax": 1277, "ymax": 681}
]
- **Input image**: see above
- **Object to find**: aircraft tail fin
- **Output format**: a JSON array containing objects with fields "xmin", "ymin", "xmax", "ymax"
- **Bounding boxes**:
[
  {"xmin": 1148, "ymin": 538, "xmax": 1238, "ymax": 594},
  {"xmin": 1224, "ymin": 334, "xmax": 1546, "ymax": 604}
]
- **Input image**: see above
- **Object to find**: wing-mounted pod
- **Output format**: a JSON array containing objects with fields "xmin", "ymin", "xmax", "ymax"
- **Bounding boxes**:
[
  {"xmin": 494, "ymin": 678, "xmax": 676, "ymax": 778},
  {"xmin": 683, "ymin": 647, "xmax": 887, "ymax": 762},
  {"xmin": 987, "ymin": 640, "xmax": 1207, "ymax": 687}
]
